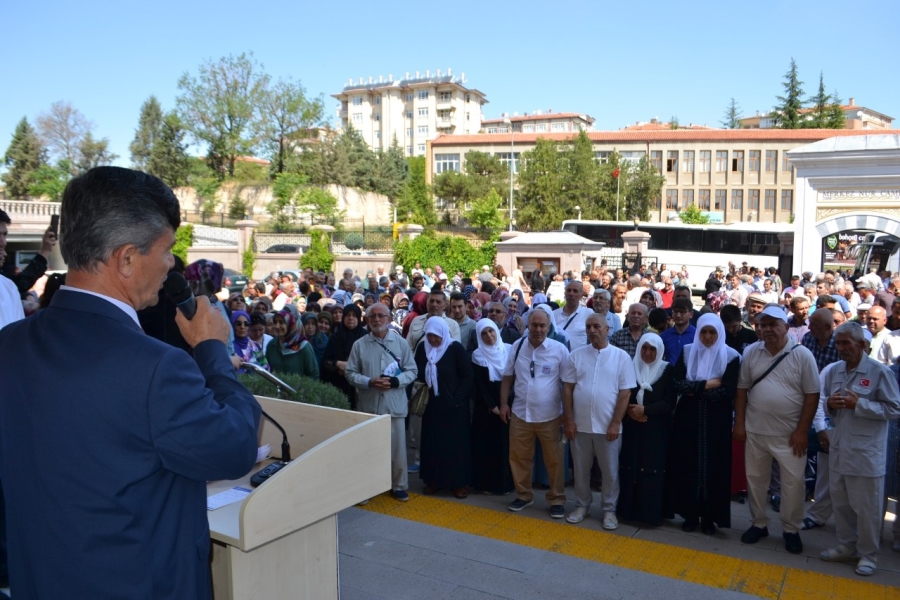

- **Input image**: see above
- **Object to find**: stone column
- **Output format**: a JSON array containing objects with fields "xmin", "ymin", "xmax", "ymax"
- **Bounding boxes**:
[
  {"xmin": 397, "ymin": 224, "xmax": 424, "ymax": 242},
  {"xmin": 235, "ymin": 220, "xmax": 258, "ymax": 256}
]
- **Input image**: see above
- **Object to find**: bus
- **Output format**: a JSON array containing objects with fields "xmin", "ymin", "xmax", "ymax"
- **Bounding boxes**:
[
  {"xmin": 560, "ymin": 219, "xmax": 794, "ymax": 291},
  {"xmin": 847, "ymin": 232, "xmax": 900, "ymax": 276}
]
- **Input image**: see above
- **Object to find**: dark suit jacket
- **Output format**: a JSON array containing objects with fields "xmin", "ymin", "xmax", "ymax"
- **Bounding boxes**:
[{"xmin": 0, "ymin": 289, "xmax": 261, "ymax": 599}]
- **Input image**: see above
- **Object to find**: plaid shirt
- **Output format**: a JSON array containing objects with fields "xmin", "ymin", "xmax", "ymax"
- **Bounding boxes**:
[
  {"xmin": 801, "ymin": 331, "xmax": 840, "ymax": 372},
  {"xmin": 610, "ymin": 326, "xmax": 648, "ymax": 359}
]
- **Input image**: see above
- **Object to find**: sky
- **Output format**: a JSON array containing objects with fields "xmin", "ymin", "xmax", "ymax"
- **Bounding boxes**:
[{"xmin": 2, "ymin": 0, "xmax": 898, "ymax": 168}]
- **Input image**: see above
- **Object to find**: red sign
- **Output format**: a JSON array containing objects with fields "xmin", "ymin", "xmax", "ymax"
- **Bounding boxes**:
[{"xmin": 612, "ymin": 167, "xmax": 620, "ymax": 179}]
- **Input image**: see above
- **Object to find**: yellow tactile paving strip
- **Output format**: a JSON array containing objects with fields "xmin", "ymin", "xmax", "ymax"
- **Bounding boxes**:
[{"xmin": 359, "ymin": 493, "xmax": 900, "ymax": 600}]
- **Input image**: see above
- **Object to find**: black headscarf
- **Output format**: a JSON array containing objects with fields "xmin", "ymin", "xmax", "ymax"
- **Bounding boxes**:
[{"xmin": 323, "ymin": 304, "xmax": 366, "ymax": 365}]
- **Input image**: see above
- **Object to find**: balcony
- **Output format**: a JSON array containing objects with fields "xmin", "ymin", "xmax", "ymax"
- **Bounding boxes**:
[
  {"xmin": 436, "ymin": 118, "xmax": 455, "ymax": 130},
  {"xmin": 436, "ymin": 101, "xmax": 454, "ymax": 111}
]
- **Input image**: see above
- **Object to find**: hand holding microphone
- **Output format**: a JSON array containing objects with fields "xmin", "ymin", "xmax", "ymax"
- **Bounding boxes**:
[{"xmin": 165, "ymin": 273, "xmax": 230, "ymax": 348}]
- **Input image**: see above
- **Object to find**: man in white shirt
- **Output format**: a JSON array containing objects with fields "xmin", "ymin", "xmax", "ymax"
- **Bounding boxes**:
[
  {"xmin": 500, "ymin": 309, "xmax": 570, "ymax": 518},
  {"xmin": 729, "ymin": 274, "xmax": 748, "ymax": 309},
  {"xmin": 554, "ymin": 281, "xmax": 593, "ymax": 349},
  {"xmin": 406, "ymin": 285, "xmax": 461, "ymax": 350},
  {"xmin": 866, "ymin": 305, "xmax": 900, "ymax": 366},
  {"xmin": 0, "ymin": 211, "xmax": 25, "ymax": 329},
  {"xmin": 562, "ymin": 315, "xmax": 635, "ymax": 529},
  {"xmin": 591, "ymin": 289, "xmax": 621, "ymax": 339}
]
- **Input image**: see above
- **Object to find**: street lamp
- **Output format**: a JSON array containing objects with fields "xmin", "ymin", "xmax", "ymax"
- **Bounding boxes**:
[
  {"xmin": 503, "ymin": 117, "xmax": 514, "ymax": 231},
  {"xmin": 574, "ymin": 205, "xmax": 582, "ymax": 220}
]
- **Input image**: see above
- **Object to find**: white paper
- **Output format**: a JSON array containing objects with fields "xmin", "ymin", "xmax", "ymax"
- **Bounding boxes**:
[
  {"xmin": 256, "ymin": 444, "xmax": 271, "ymax": 463},
  {"xmin": 207, "ymin": 486, "xmax": 252, "ymax": 511}
]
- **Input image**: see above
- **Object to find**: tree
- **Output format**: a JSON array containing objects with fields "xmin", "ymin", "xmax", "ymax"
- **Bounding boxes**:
[
  {"xmin": 806, "ymin": 73, "xmax": 830, "ymax": 129},
  {"xmin": 432, "ymin": 170, "xmax": 474, "ymax": 206},
  {"xmin": 396, "ymin": 156, "xmax": 435, "ymax": 224},
  {"xmin": 27, "ymin": 160, "xmax": 71, "ymax": 201},
  {"xmin": 679, "ymin": 204, "xmax": 711, "ymax": 224},
  {"xmin": 516, "ymin": 138, "xmax": 569, "ymax": 230},
  {"xmin": 773, "ymin": 58, "xmax": 805, "ymax": 129},
  {"xmin": 267, "ymin": 172, "xmax": 304, "ymax": 231},
  {"xmin": 2, "ymin": 117, "xmax": 46, "ymax": 198},
  {"xmin": 720, "ymin": 98, "xmax": 743, "ymax": 129},
  {"xmin": 300, "ymin": 230, "xmax": 334, "ymax": 271},
  {"xmin": 176, "ymin": 52, "xmax": 269, "ymax": 178},
  {"xmin": 621, "ymin": 156, "xmax": 664, "ymax": 221},
  {"xmin": 257, "ymin": 78, "xmax": 324, "ymax": 175},
  {"xmin": 74, "ymin": 132, "xmax": 118, "ymax": 175},
  {"xmin": 375, "ymin": 135, "xmax": 408, "ymax": 203},
  {"xmin": 463, "ymin": 151, "xmax": 508, "ymax": 198},
  {"xmin": 669, "ymin": 116, "xmax": 680, "ymax": 130},
  {"xmin": 825, "ymin": 90, "xmax": 847, "ymax": 129},
  {"xmin": 465, "ymin": 189, "xmax": 507, "ymax": 229},
  {"xmin": 297, "ymin": 186, "xmax": 342, "ymax": 225},
  {"xmin": 564, "ymin": 131, "xmax": 603, "ymax": 219},
  {"xmin": 148, "ymin": 112, "xmax": 191, "ymax": 187},
  {"xmin": 129, "ymin": 96, "xmax": 163, "ymax": 170},
  {"xmin": 37, "ymin": 100, "xmax": 90, "ymax": 170}
]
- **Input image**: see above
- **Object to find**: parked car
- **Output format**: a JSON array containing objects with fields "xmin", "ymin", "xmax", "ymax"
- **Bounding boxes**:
[
  {"xmin": 223, "ymin": 268, "xmax": 249, "ymax": 294},
  {"xmin": 263, "ymin": 244, "xmax": 306, "ymax": 254}
]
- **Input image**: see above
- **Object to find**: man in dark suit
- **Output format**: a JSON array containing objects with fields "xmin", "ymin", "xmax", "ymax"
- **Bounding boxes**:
[{"xmin": 0, "ymin": 167, "xmax": 262, "ymax": 599}]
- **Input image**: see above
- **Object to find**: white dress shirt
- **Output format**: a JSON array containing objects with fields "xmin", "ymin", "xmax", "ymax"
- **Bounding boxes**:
[
  {"xmin": 553, "ymin": 306, "xmax": 593, "ymax": 349},
  {"xmin": 504, "ymin": 337, "xmax": 569, "ymax": 423},
  {"xmin": 562, "ymin": 344, "xmax": 636, "ymax": 434},
  {"xmin": 0, "ymin": 275, "xmax": 25, "ymax": 329}
]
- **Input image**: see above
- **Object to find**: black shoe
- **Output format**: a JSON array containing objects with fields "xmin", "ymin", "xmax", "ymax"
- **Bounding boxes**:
[
  {"xmin": 701, "ymin": 521, "xmax": 716, "ymax": 535},
  {"xmin": 783, "ymin": 532, "xmax": 803, "ymax": 554},
  {"xmin": 741, "ymin": 526, "xmax": 769, "ymax": 544},
  {"xmin": 681, "ymin": 519, "xmax": 698, "ymax": 532},
  {"xmin": 508, "ymin": 498, "xmax": 533, "ymax": 512},
  {"xmin": 549, "ymin": 505, "xmax": 565, "ymax": 519},
  {"xmin": 770, "ymin": 495, "xmax": 781, "ymax": 513}
]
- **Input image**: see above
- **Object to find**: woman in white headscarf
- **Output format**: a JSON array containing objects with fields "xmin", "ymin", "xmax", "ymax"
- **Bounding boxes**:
[
  {"xmin": 618, "ymin": 333, "xmax": 676, "ymax": 527},
  {"xmin": 414, "ymin": 317, "xmax": 474, "ymax": 499},
  {"xmin": 470, "ymin": 319, "xmax": 514, "ymax": 495},
  {"xmin": 670, "ymin": 313, "xmax": 741, "ymax": 535}
]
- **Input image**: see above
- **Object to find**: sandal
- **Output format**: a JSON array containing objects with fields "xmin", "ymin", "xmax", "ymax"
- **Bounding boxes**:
[
  {"xmin": 855, "ymin": 557, "xmax": 876, "ymax": 576},
  {"xmin": 820, "ymin": 544, "xmax": 858, "ymax": 563},
  {"xmin": 801, "ymin": 517, "xmax": 823, "ymax": 530}
]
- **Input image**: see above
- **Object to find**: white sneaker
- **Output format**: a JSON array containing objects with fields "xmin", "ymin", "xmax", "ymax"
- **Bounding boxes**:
[
  {"xmin": 602, "ymin": 512, "xmax": 618, "ymax": 530},
  {"xmin": 566, "ymin": 506, "xmax": 590, "ymax": 524}
]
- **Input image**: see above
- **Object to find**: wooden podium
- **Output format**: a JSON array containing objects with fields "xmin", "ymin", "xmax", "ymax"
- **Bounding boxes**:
[{"xmin": 207, "ymin": 396, "xmax": 391, "ymax": 599}]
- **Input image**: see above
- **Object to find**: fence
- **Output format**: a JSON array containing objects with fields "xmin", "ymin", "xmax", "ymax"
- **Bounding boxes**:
[{"xmin": 192, "ymin": 225, "xmax": 238, "ymax": 247}]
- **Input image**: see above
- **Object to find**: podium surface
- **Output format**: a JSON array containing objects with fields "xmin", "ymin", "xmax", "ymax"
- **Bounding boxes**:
[{"xmin": 207, "ymin": 396, "xmax": 391, "ymax": 599}]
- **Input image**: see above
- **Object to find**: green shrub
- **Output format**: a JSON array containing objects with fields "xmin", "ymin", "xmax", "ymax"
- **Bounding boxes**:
[
  {"xmin": 238, "ymin": 371, "xmax": 350, "ymax": 410},
  {"xmin": 300, "ymin": 230, "xmax": 334, "ymax": 272},
  {"xmin": 173, "ymin": 223, "xmax": 193, "ymax": 263},
  {"xmin": 393, "ymin": 233, "xmax": 496, "ymax": 276},
  {"xmin": 343, "ymin": 232, "xmax": 364, "ymax": 250},
  {"xmin": 242, "ymin": 233, "xmax": 256, "ymax": 277}
]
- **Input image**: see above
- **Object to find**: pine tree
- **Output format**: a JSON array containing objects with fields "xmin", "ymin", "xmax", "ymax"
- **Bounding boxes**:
[
  {"xmin": 825, "ymin": 90, "xmax": 847, "ymax": 129},
  {"xmin": 565, "ymin": 131, "xmax": 602, "ymax": 218},
  {"xmin": 148, "ymin": 112, "xmax": 191, "ymax": 187},
  {"xmin": 130, "ymin": 96, "xmax": 163, "ymax": 171},
  {"xmin": 720, "ymin": 98, "xmax": 743, "ymax": 129},
  {"xmin": 2, "ymin": 117, "xmax": 46, "ymax": 198},
  {"xmin": 396, "ymin": 156, "xmax": 435, "ymax": 224},
  {"xmin": 773, "ymin": 58, "xmax": 805, "ymax": 129},
  {"xmin": 806, "ymin": 73, "xmax": 830, "ymax": 129},
  {"xmin": 375, "ymin": 135, "xmax": 408, "ymax": 203}
]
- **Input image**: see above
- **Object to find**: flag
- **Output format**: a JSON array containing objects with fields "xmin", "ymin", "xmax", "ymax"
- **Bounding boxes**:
[{"xmin": 612, "ymin": 167, "xmax": 620, "ymax": 178}]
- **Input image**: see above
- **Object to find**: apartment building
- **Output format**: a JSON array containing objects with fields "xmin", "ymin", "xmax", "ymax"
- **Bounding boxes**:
[
  {"xmin": 480, "ymin": 111, "xmax": 594, "ymax": 134},
  {"xmin": 427, "ymin": 129, "xmax": 879, "ymax": 225},
  {"xmin": 332, "ymin": 69, "xmax": 487, "ymax": 156},
  {"xmin": 739, "ymin": 98, "xmax": 894, "ymax": 130}
]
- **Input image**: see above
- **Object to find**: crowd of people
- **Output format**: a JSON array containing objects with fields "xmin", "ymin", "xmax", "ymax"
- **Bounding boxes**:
[{"xmin": 5, "ymin": 193, "xmax": 900, "ymax": 583}]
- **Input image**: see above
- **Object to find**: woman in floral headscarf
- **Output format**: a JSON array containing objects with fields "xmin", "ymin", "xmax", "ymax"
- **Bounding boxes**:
[
  {"xmin": 265, "ymin": 309, "xmax": 319, "ymax": 379},
  {"xmin": 231, "ymin": 310, "xmax": 268, "ymax": 372}
]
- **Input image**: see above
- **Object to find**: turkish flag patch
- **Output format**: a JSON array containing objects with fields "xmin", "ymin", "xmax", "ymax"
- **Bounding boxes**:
[{"xmin": 860, "ymin": 379, "xmax": 870, "ymax": 387}]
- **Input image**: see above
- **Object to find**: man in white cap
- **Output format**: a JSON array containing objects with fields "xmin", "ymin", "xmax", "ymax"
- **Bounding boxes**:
[{"xmin": 734, "ymin": 305, "xmax": 820, "ymax": 555}]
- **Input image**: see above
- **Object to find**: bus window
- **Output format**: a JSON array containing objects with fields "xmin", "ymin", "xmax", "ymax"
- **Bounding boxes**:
[
  {"xmin": 679, "ymin": 230, "xmax": 702, "ymax": 251},
  {"xmin": 647, "ymin": 229, "xmax": 669, "ymax": 250},
  {"xmin": 751, "ymin": 233, "xmax": 780, "ymax": 256}
]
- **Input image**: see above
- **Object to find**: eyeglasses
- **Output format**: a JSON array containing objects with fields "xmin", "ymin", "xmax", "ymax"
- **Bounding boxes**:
[
  {"xmin": 529, "ymin": 360, "xmax": 535, "ymax": 378},
  {"xmin": 367, "ymin": 313, "xmax": 388, "ymax": 320},
  {"xmin": 234, "ymin": 321, "xmax": 250, "ymax": 327}
]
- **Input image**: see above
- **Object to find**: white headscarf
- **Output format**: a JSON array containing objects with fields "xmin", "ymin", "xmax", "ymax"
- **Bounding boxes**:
[
  {"xmin": 472, "ymin": 319, "xmax": 509, "ymax": 381},
  {"xmin": 633, "ymin": 333, "xmax": 668, "ymax": 405},
  {"xmin": 685, "ymin": 313, "xmax": 740, "ymax": 382},
  {"xmin": 424, "ymin": 317, "xmax": 453, "ymax": 396}
]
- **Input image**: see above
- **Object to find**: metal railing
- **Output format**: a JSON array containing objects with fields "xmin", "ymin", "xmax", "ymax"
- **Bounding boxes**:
[{"xmin": 0, "ymin": 199, "xmax": 60, "ymax": 216}]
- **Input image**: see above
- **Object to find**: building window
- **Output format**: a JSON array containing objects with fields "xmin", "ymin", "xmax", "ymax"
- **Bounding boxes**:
[
  {"xmin": 499, "ymin": 126, "xmax": 509, "ymax": 134},
  {"xmin": 417, "ymin": 144, "xmax": 426, "ymax": 153},
  {"xmin": 486, "ymin": 126, "xmax": 498, "ymax": 134},
  {"xmin": 731, "ymin": 151, "xmax": 744, "ymax": 172},
  {"xmin": 523, "ymin": 124, "xmax": 534, "ymax": 132},
  {"xmin": 765, "ymin": 150, "xmax": 777, "ymax": 172},
  {"xmin": 748, "ymin": 189, "xmax": 760, "ymax": 210},
  {"xmin": 683, "ymin": 189, "xmax": 695, "ymax": 206},
  {"xmin": 714, "ymin": 190, "xmax": 726, "ymax": 210},
  {"xmin": 731, "ymin": 189, "xmax": 743, "ymax": 210},
  {"xmin": 595, "ymin": 151, "xmax": 610, "ymax": 164},
  {"xmin": 781, "ymin": 190, "xmax": 793, "ymax": 211},
  {"xmin": 438, "ymin": 109, "xmax": 451, "ymax": 120},
  {"xmin": 764, "ymin": 189, "xmax": 776, "ymax": 210},
  {"xmin": 536, "ymin": 124, "xmax": 547, "ymax": 132},
  {"xmin": 439, "ymin": 91, "xmax": 452, "ymax": 102},
  {"xmin": 682, "ymin": 151, "xmax": 695, "ymax": 173},
  {"xmin": 434, "ymin": 153, "xmax": 461, "ymax": 173},
  {"xmin": 418, "ymin": 107, "xmax": 428, "ymax": 117},
  {"xmin": 621, "ymin": 151, "xmax": 646, "ymax": 163},
  {"xmin": 418, "ymin": 90, "xmax": 428, "ymax": 100},
  {"xmin": 406, "ymin": 128, "xmax": 413, "ymax": 138},
  {"xmin": 417, "ymin": 126, "xmax": 429, "ymax": 135},
  {"xmin": 407, "ymin": 145, "xmax": 413, "ymax": 156},
  {"xmin": 782, "ymin": 152, "xmax": 790, "ymax": 171},
  {"xmin": 466, "ymin": 112, "xmax": 470, "ymax": 121},
  {"xmin": 699, "ymin": 151, "xmax": 711, "ymax": 173},
  {"xmin": 406, "ymin": 93, "xmax": 414, "ymax": 102},
  {"xmin": 352, "ymin": 113, "xmax": 362, "ymax": 124},
  {"xmin": 749, "ymin": 150, "xmax": 761, "ymax": 172},
  {"xmin": 352, "ymin": 97, "xmax": 363, "ymax": 106},
  {"xmin": 666, "ymin": 189, "xmax": 678, "ymax": 209},
  {"xmin": 715, "ymin": 150, "xmax": 727, "ymax": 172},
  {"xmin": 497, "ymin": 152, "xmax": 520, "ymax": 173},
  {"xmin": 699, "ymin": 189, "xmax": 711, "ymax": 209},
  {"xmin": 375, "ymin": 131, "xmax": 381, "ymax": 139},
  {"xmin": 374, "ymin": 97, "xmax": 381, "ymax": 105},
  {"xmin": 551, "ymin": 122, "xmax": 567, "ymax": 132},
  {"xmin": 374, "ymin": 113, "xmax": 381, "ymax": 121},
  {"xmin": 666, "ymin": 151, "xmax": 678, "ymax": 172},
  {"xmin": 651, "ymin": 150, "xmax": 662, "ymax": 173},
  {"xmin": 406, "ymin": 111, "xmax": 413, "ymax": 119},
  {"xmin": 465, "ymin": 94, "xmax": 470, "ymax": 102}
]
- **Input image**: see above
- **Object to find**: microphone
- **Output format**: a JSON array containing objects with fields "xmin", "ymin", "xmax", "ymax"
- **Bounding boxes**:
[
  {"xmin": 163, "ymin": 272, "xmax": 197, "ymax": 320},
  {"xmin": 242, "ymin": 363, "xmax": 295, "ymax": 487}
]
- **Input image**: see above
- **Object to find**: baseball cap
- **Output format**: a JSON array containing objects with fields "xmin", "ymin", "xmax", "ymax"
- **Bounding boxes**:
[{"xmin": 755, "ymin": 305, "xmax": 788, "ymax": 323}]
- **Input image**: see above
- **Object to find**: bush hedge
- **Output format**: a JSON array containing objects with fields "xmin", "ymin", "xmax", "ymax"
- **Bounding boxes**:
[{"xmin": 238, "ymin": 371, "xmax": 350, "ymax": 410}]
